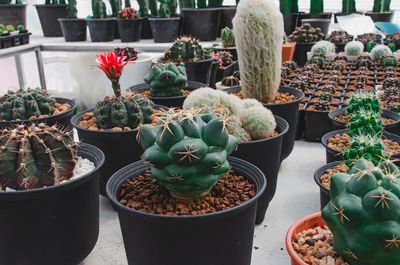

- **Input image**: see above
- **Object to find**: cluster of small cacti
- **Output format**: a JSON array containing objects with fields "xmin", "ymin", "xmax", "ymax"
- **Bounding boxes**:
[
  {"xmin": 144, "ymin": 63, "xmax": 187, "ymax": 97},
  {"xmin": 114, "ymin": 46, "xmax": 138, "ymax": 61},
  {"xmin": 92, "ymin": 0, "xmax": 107, "ymax": 19},
  {"xmin": 233, "ymin": 0, "xmax": 283, "ymax": 103},
  {"xmin": 221, "ymin": 76, "xmax": 240, "ymax": 87},
  {"xmin": 0, "ymin": 24, "xmax": 22, "ymax": 35},
  {"xmin": 383, "ymin": 77, "xmax": 400, "ymax": 90},
  {"xmin": 328, "ymin": 30, "xmax": 353, "ymax": 45},
  {"xmin": 290, "ymin": 76, "xmax": 309, "ymax": 93},
  {"xmin": 355, "ymin": 33, "xmax": 382, "ymax": 45},
  {"xmin": 118, "ymin": 7, "xmax": 139, "ymax": 19},
  {"xmin": 371, "ymin": 44, "xmax": 393, "ymax": 61},
  {"xmin": 221, "ymin": 27, "xmax": 235, "ymax": 48},
  {"xmin": 164, "ymin": 36, "xmax": 204, "ymax": 62},
  {"xmin": 283, "ymin": 61, "xmax": 298, "ymax": 71},
  {"xmin": 215, "ymin": 51, "xmax": 234, "ymax": 66},
  {"xmin": 0, "ymin": 88, "xmax": 56, "ymax": 121},
  {"xmin": 303, "ymin": 63, "xmax": 320, "ymax": 73},
  {"xmin": 311, "ymin": 40, "xmax": 335, "ymax": 55},
  {"xmin": 183, "ymin": 87, "xmax": 276, "ymax": 143},
  {"xmin": 0, "ymin": 123, "xmax": 77, "ymax": 191},
  {"xmin": 331, "ymin": 61, "xmax": 346, "ymax": 72},
  {"xmin": 322, "ymin": 158, "xmax": 400, "ymax": 265},
  {"xmin": 356, "ymin": 55, "xmax": 372, "ymax": 68},
  {"xmin": 344, "ymin": 41, "xmax": 364, "ymax": 56},
  {"xmin": 307, "ymin": 54, "xmax": 325, "ymax": 68},
  {"xmin": 288, "ymin": 23, "xmax": 324, "ymax": 43},
  {"xmin": 319, "ymin": 92, "xmax": 332, "ymax": 102},
  {"xmin": 322, "ymin": 82, "xmax": 336, "ymax": 94},
  {"xmin": 380, "ymin": 54, "xmax": 398, "ymax": 67},
  {"xmin": 313, "ymin": 101, "xmax": 330, "ymax": 111},
  {"xmin": 138, "ymin": 107, "xmax": 238, "ymax": 199}
]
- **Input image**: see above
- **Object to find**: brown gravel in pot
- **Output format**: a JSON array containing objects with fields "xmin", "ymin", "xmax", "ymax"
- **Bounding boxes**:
[
  {"xmin": 137, "ymin": 90, "xmax": 191, "ymax": 97},
  {"xmin": 334, "ymin": 114, "xmax": 395, "ymax": 125},
  {"xmin": 118, "ymin": 170, "xmax": 256, "ymax": 216},
  {"xmin": 349, "ymin": 79, "xmax": 375, "ymax": 85},
  {"xmin": 232, "ymin": 90, "xmax": 298, "ymax": 104},
  {"xmin": 310, "ymin": 97, "xmax": 341, "ymax": 104},
  {"xmin": 317, "ymin": 84, "xmax": 345, "ymax": 91},
  {"xmin": 306, "ymin": 104, "xmax": 338, "ymax": 112},
  {"xmin": 314, "ymin": 90, "xmax": 343, "ymax": 97},
  {"xmin": 299, "ymin": 103, "xmax": 305, "ymax": 110},
  {"xmin": 346, "ymin": 85, "xmax": 375, "ymax": 90},
  {"xmin": 320, "ymin": 163, "xmax": 349, "ymax": 189},
  {"xmin": 321, "ymin": 79, "xmax": 347, "ymax": 85},
  {"xmin": 292, "ymin": 225, "xmax": 350, "ymax": 265}
]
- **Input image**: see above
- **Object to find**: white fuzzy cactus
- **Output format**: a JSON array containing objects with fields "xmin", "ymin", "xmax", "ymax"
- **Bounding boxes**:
[
  {"xmin": 370, "ymin": 44, "xmax": 392, "ymax": 60},
  {"xmin": 344, "ymin": 41, "xmax": 364, "ymax": 56},
  {"xmin": 233, "ymin": 0, "xmax": 283, "ymax": 103},
  {"xmin": 311, "ymin": 41, "xmax": 336, "ymax": 55}
]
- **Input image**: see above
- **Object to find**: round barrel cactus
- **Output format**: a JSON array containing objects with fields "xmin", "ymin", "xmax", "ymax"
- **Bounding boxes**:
[
  {"xmin": 144, "ymin": 63, "xmax": 188, "ymax": 97},
  {"xmin": 0, "ymin": 88, "xmax": 56, "ymax": 121},
  {"xmin": 221, "ymin": 76, "xmax": 240, "ymax": 87},
  {"xmin": 371, "ymin": 45, "xmax": 392, "ymax": 61},
  {"xmin": 322, "ymin": 158, "xmax": 400, "ymax": 265},
  {"xmin": 164, "ymin": 36, "xmax": 204, "ymax": 61},
  {"xmin": 138, "ymin": 108, "xmax": 238, "ymax": 199},
  {"xmin": 0, "ymin": 123, "xmax": 77, "ymax": 190},
  {"xmin": 344, "ymin": 41, "xmax": 364, "ymax": 56}
]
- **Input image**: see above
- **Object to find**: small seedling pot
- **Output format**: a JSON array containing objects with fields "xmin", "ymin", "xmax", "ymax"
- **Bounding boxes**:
[
  {"xmin": 58, "ymin": 18, "xmax": 87, "ymax": 42},
  {"xmin": 148, "ymin": 17, "xmax": 180, "ymax": 43},
  {"xmin": 106, "ymin": 156, "xmax": 266, "ymax": 265}
]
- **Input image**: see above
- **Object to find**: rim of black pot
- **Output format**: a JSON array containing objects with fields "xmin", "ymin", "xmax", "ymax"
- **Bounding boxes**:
[
  {"xmin": 58, "ymin": 18, "xmax": 87, "ymax": 21},
  {"xmin": 314, "ymin": 160, "xmax": 343, "ymax": 194},
  {"xmin": 0, "ymin": 97, "xmax": 76, "ymax": 127},
  {"xmin": 34, "ymin": 4, "xmax": 67, "ymax": 7},
  {"xmin": 328, "ymin": 108, "xmax": 400, "ymax": 128},
  {"xmin": 0, "ymin": 4, "xmax": 27, "ymax": 6},
  {"xmin": 148, "ymin": 17, "xmax": 180, "ymax": 21},
  {"xmin": 321, "ymin": 128, "xmax": 348, "ymax": 155},
  {"xmin": 128, "ymin": 81, "xmax": 206, "ymax": 101},
  {"xmin": 158, "ymin": 53, "xmax": 215, "ymax": 65},
  {"xmin": 180, "ymin": 7, "xmax": 222, "ymax": 11},
  {"xmin": 70, "ymin": 104, "xmax": 168, "ymax": 135},
  {"xmin": 86, "ymin": 18, "xmax": 116, "ymax": 21},
  {"xmin": 116, "ymin": 17, "xmax": 143, "ymax": 21},
  {"xmin": 0, "ymin": 143, "xmax": 105, "ymax": 200},
  {"xmin": 106, "ymin": 156, "xmax": 267, "ymax": 220}
]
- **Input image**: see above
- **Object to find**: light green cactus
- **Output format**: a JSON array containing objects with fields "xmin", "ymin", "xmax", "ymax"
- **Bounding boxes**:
[
  {"xmin": 221, "ymin": 27, "xmax": 235, "ymax": 48},
  {"xmin": 344, "ymin": 41, "xmax": 364, "ymax": 56},
  {"xmin": 371, "ymin": 45, "xmax": 392, "ymax": 61},
  {"xmin": 311, "ymin": 40, "xmax": 336, "ymax": 55}
]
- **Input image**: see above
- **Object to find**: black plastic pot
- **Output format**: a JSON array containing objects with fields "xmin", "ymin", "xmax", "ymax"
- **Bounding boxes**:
[
  {"xmin": 181, "ymin": 8, "xmax": 221, "ymax": 41},
  {"xmin": 295, "ymin": 105, "xmax": 305, "ymax": 140},
  {"xmin": 321, "ymin": 129, "xmax": 400, "ymax": 165},
  {"xmin": 299, "ymin": 12, "xmax": 332, "ymax": 21},
  {"xmin": 141, "ymin": 17, "xmax": 153, "ymax": 39},
  {"xmin": 106, "ymin": 156, "xmax": 266, "ymax": 265},
  {"xmin": 58, "ymin": 18, "xmax": 87, "ymax": 42},
  {"xmin": 35, "ymin": 4, "xmax": 68, "ymax": 37},
  {"xmin": 158, "ymin": 54, "xmax": 215, "ymax": 85},
  {"xmin": 0, "ymin": 97, "xmax": 76, "ymax": 130},
  {"xmin": 231, "ymin": 115, "xmax": 288, "ymax": 224},
  {"xmin": 221, "ymin": 6, "xmax": 236, "ymax": 29},
  {"xmin": 148, "ymin": 17, "xmax": 180, "ymax": 43},
  {"xmin": 0, "ymin": 4, "xmax": 26, "ymax": 28},
  {"xmin": 365, "ymin": 11, "xmax": 394, "ymax": 22},
  {"xmin": 328, "ymin": 108, "xmax": 400, "ymax": 135},
  {"xmin": 129, "ymin": 81, "xmax": 206, "ymax": 108},
  {"xmin": 0, "ymin": 143, "xmax": 104, "ymax": 265},
  {"xmin": 213, "ymin": 46, "xmax": 237, "ymax": 61},
  {"xmin": 304, "ymin": 104, "xmax": 338, "ymax": 142},
  {"xmin": 283, "ymin": 13, "xmax": 300, "ymax": 35},
  {"xmin": 71, "ymin": 105, "xmax": 166, "ymax": 196},
  {"xmin": 293, "ymin": 42, "xmax": 314, "ymax": 66},
  {"xmin": 314, "ymin": 161, "xmax": 342, "ymax": 210},
  {"xmin": 209, "ymin": 60, "xmax": 239, "ymax": 88},
  {"xmin": 301, "ymin": 18, "xmax": 331, "ymax": 38},
  {"xmin": 117, "ymin": 18, "xmax": 143, "ymax": 42},
  {"xmin": 87, "ymin": 18, "xmax": 115, "ymax": 42}
]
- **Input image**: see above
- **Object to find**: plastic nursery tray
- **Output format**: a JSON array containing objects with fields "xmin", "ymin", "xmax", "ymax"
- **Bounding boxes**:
[{"xmin": 0, "ymin": 32, "xmax": 31, "ymax": 49}]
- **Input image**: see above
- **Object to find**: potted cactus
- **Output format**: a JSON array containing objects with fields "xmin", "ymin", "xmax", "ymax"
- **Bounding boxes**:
[
  {"xmin": 136, "ymin": 0, "xmax": 156, "ymax": 39},
  {"xmin": 298, "ymin": 0, "xmax": 332, "ymax": 34},
  {"xmin": 215, "ymin": 75, "xmax": 240, "ymax": 90},
  {"xmin": 307, "ymin": 40, "xmax": 336, "ymax": 61},
  {"xmin": 0, "ymin": 1, "xmax": 26, "ymax": 30},
  {"xmin": 343, "ymin": 40, "xmax": 364, "ymax": 61},
  {"xmin": 209, "ymin": 50, "xmax": 239, "ymax": 89},
  {"xmin": 129, "ymin": 62, "xmax": 206, "ymax": 107},
  {"xmin": 328, "ymin": 30, "xmax": 353, "ymax": 52},
  {"xmin": 87, "ymin": 0, "xmax": 116, "ymax": 42},
  {"xmin": 35, "ymin": 0, "xmax": 68, "ymax": 37},
  {"xmin": 280, "ymin": 0, "xmax": 300, "ymax": 35},
  {"xmin": 159, "ymin": 36, "xmax": 215, "ymax": 85},
  {"xmin": 116, "ymin": 1, "xmax": 143, "ymax": 42},
  {"xmin": 106, "ymin": 107, "xmax": 266, "ymax": 265},
  {"xmin": 0, "ymin": 123, "xmax": 104, "ymax": 264},
  {"xmin": 71, "ymin": 50, "xmax": 164, "ymax": 195},
  {"xmin": 282, "ymin": 34, "xmax": 297, "ymax": 63},
  {"xmin": 365, "ymin": 0, "xmax": 393, "ymax": 22},
  {"xmin": 371, "ymin": 44, "xmax": 393, "ymax": 61},
  {"xmin": 147, "ymin": 0, "xmax": 180, "ymax": 43},
  {"xmin": 108, "ymin": 0, "xmax": 122, "ymax": 39},
  {"xmin": 213, "ymin": 27, "xmax": 237, "ymax": 60},
  {"xmin": 334, "ymin": 0, "xmax": 360, "ymax": 23},
  {"xmin": 58, "ymin": 0, "xmax": 88, "ymax": 41}
]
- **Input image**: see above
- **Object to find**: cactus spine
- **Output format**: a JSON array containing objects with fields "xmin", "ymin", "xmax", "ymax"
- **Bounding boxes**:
[
  {"xmin": 92, "ymin": 0, "xmax": 107, "ymax": 18},
  {"xmin": 165, "ymin": 36, "xmax": 204, "ymax": 61},
  {"xmin": 233, "ymin": 0, "xmax": 283, "ymax": 102}
]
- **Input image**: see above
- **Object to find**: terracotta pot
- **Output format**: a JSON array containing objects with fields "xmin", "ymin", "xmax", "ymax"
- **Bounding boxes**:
[
  {"xmin": 282, "ymin": 42, "xmax": 296, "ymax": 63},
  {"xmin": 286, "ymin": 212, "xmax": 325, "ymax": 265}
]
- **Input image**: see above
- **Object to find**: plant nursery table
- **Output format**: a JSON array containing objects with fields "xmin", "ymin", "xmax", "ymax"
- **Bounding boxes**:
[{"xmin": 79, "ymin": 140, "xmax": 323, "ymax": 265}]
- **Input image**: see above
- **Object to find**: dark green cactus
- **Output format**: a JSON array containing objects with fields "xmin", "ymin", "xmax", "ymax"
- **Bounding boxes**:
[
  {"xmin": 279, "ymin": 0, "xmax": 298, "ymax": 14},
  {"xmin": 221, "ymin": 76, "xmax": 240, "ymax": 87},
  {"xmin": 308, "ymin": 54, "xmax": 325, "ymax": 68},
  {"xmin": 144, "ymin": 63, "xmax": 188, "ymax": 97},
  {"xmin": 322, "ymin": 158, "xmax": 400, "ymax": 265},
  {"xmin": 125, "ymin": 0, "xmax": 131, "ymax": 7},
  {"xmin": 67, "ymin": 0, "xmax": 78, "ymax": 19},
  {"xmin": 342, "ymin": 0, "xmax": 356, "ymax": 13},
  {"xmin": 310, "ymin": 0, "xmax": 323, "ymax": 14},
  {"xmin": 0, "ymin": 123, "xmax": 77, "ymax": 191},
  {"xmin": 0, "ymin": 88, "xmax": 56, "ymax": 121},
  {"xmin": 283, "ymin": 61, "xmax": 298, "ymax": 71},
  {"xmin": 94, "ymin": 94, "xmax": 154, "ymax": 129},
  {"xmin": 92, "ymin": 0, "xmax": 107, "ymax": 18},
  {"xmin": 149, "ymin": 0, "xmax": 158, "ymax": 16},
  {"xmin": 179, "ymin": 0, "xmax": 195, "ymax": 8},
  {"xmin": 319, "ymin": 92, "xmax": 332, "ymax": 101},
  {"xmin": 138, "ymin": 108, "xmax": 238, "ymax": 199},
  {"xmin": 221, "ymin": 27, "xmax": 235, "ymax": 48},
  {"xmin": 110, "ymin": 0, "xmax": 122, "ymax": 17},
  {"xmin": 233, "ymin": 70, "xmax": 240, "ymax": 80},
  {"xmin": 366, "ymin": 41, "xmax": 376, "ymax": 52},
  {"xmin": 157, "ymin": 0, "xmax": 171, "ymax": 18},
  {"xmin": 373, "ymin": 0, "xmax": 391, "ymax": 13},
  {"xmin": 381, "ymin": 55, "xmax": 398, "ymax": 67},
  {"xmin": 137, "ymin": 0, "xmax": 149, "ymax": 17},
  {"xmin": 165, "ymin": 36, "xmax": 204, "ymax": 62}
]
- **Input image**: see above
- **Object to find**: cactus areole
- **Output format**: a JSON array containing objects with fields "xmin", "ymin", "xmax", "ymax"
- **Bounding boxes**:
[
  {"xmin": 233, "ymin": 0, "xmax": 283, "ymax": 102},
  {"xmin": 138, "ymin": 108, "xmax": 238, "ymax": 199}
]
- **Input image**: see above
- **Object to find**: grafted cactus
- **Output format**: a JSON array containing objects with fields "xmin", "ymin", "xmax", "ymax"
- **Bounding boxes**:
[
  {"xmin": 138, "ymin": 108, "xmax": 238, "ymax": 199},
  {"xmin": 144, "ymin": 63, "xmax": 187, "ymax": 97},
  {"xmin": 322, "ymin": 158, "xmax": 400, "ymax": 265},
  {"xmin": 221, "ymin": 27, "xmax": 235, "ymax": 48},
  {"xmin": 0, "ymin": 88, "xmax": 56, "ymax": 121},
  {"xmin": 0, "ymin": 123, "xmax": 77, "ymax": 190},
  {"xmin": 233, "ymin": 0, "xmax": 283, "ymax": 102},
  {"xmin": 164, "ymin": 36, "xmax": 204, "ymax": 62}
]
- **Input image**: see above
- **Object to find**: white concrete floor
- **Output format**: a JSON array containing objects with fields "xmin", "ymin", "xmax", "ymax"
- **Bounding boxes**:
[{"xmin": 80, "ymin": 140, "xmax": 325, "ymax": 265}]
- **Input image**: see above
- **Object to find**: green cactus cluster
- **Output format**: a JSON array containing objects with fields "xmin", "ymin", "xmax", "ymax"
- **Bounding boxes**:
[
  {"xmin": 331, "ymin": 61, "xmax": 346, "ymax": 72},
  {"xmin": 94, "ymin": 94, "xmax": 154, "ymax": 129},
  {"xmin": 311, "ymin": 40, "xmax": 335, "ymax": 55},
  {"xmin": 381, "ymin": 55, "xmax": 398, "ymax": 67},
  {"xmin": 138, "ymin": 107, "xmax": 238, "ymax": 199},
  {"xmin": 0, "ymin": 88, "xmax": 56, "ymax": 121},
  {"xmin": 0, "ymin": 123, "xmax": 77, "ymax": 191},
  {"xmin": 371, "ymin": 45, "xmax": 392, "ymax": 61},
  {"xmin": 308, "ymin": 54, "xmax": 325, "ymax": 68},
  {"xmin": 289, "ymin": 23, "xmax": 324, "ymax": 43},
  {"xmin": 221, "ymin": 76, "xmax": 240, "ymax": 87},
  {"xmin": 322, "ymin": 158, "xmax": 400, "ymax": 265},
  {"xmin": 92, "ymin": 0, "xmax": 107, "ymax": 18},
  {"xmin": 144, "ymin": 63, "xmax": 188, "ymax": 97},
  {"xmin": 319, "ymin": 92, "xmax": 332, "ymax": 102},
  {"xmin": 356, "ymin": 55, "xmax": 372, "ymax": 68},
  {"xmin": 283, "ymin": 61, "xmax": 298, "ymax": 71},
  {"xmin": 344, "ymin": 41, "xmax": 364, "ymax": 56},
  {"xmin": 164, "ymin": 36, "xmax": 204, "ymax": 62},
  {"xmin": 221, "ymin": 27, "xmax": 235, "ymax": 48}
]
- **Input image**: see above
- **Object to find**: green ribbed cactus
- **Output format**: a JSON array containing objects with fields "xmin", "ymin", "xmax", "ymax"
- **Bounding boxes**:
[
  {"xmin": 233, "ymin": 0, "xmax": 283, "ymax": 102},
  {"xmin": 164, "ymin": 36, "xmax": 204, "ymax": 62},
  {"xmin": 67, "ymin": 0, "xmax": 78, "ymax": 18},
  {"xmin": 221, "ymin": 27, "xmax": 235, "ymax": 48},
  {"xmin": 373, "ymin": 0, "xmax": 391, "ymax": 13},
  {"xmin": 345, "ymin": 41, "xmax": 364, "ymax": 55},
  {"xmin": 381, "ymin": 55, "xmax": 398, "ymax": 67},
  {"xmin": 110, "ymin": 0, "xmax": 122, "ymax": 17},
  {"xmin": 0, "ymin": 123, "xmax": 77, "ymax": 191},
  {"xmin": 138, "ymin": 108, "xmax": 238, "ymax": 199},
  {"xmin": 322, "ymin": 158, "xmax": 400, "ymax": 265},
  {"xmin": 310, "ymin": 0, "xmax": 323, "ymax": 14},
  {"xmin": 92, "ymin": 0, "xmax": 107, "ymax": 18},
  {"xmin": 0, "ymin": 88, "xmax": 56, "ymax": 121},
  {"xmin": 342, "ymin": 0, "xmax": 356, "ymax": 13},
  {"xmin": 279, "ymin": 0, "xmax": 298, "ymax": 14},
  {"xmin": 221, "ymin": 76, "xmax": 240, "ymax": 87},
  {"xmin": 144, "ymin": 63, "xmax": 188, "ymax": 97}
]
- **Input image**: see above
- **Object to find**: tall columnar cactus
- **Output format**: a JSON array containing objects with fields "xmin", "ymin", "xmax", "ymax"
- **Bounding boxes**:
[
  {"xmin": 342, "ymin": 0, "xmax": 356, "ymax": 14},
  {"xmin": 373, "ymin": 0, "xmax": 391, "ymax": 13},
  {"xmin": 381, "ymin": 55, "xmax": 398, "ymax": 67},
  {"xmin": 310, "ymin": 0, "xmax": 323, "ymax": 14},
  {"xmin": 322, "ymin": 158, "xmax": 400, "ymax": 265},
  {"xmin": 0, "ymin": 88, "xmax": 56, "ymax": 121},
  {"xmin": 164, "ymin": 36, "xmax": 204, "ymax": 61},
  {"xmin": 144, "ymin": 63, "xmax": 188, "ymax": 97},
  {"xmin": 110, "ymin": 0, "xmax": 122, "ymax": 17},
  {"xmin": 157, "ymin": 0, "xmax": 173, "ymax": 18},
  {"xmin": 0, "ymin": 123, "xmax": 77, "ymax": 191},
  {"xmin": 179, "ymin": 0, "xmax": 195, "ymax": 8},
  {"xmin": 221, "ymin": 27, "xmax": 235, "ymax": 48},
  {"xmin": 233, "ymin": 0, "xmax": 283, "ymax": 102},
  {"xmin": 125, "ymin": 0, "xmax": 131, "ymax": 6},
  {"xmin": 67, "ymin": 0, "xmax": 77, "ymax": 18},
  {"xmin": 137, "ymin": 0, "xmax": 149, "ymax": 17},
  {"xmin": 279, "ymin": 0, "xmax": 298, "ymax": 14},
  {"xmin": 92, "ymin": 0, "xmax": 107, "ymax": 18},
  {"xmin": 138, "ymin": 108, "xmax": 238, "ymax": 199}
]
